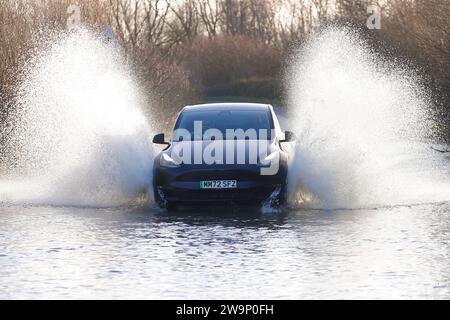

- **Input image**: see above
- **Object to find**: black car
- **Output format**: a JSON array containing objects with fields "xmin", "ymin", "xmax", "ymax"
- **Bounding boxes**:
[{"xmin": 152, "ymin": 103, "xmax": 295, "ymax": 209}]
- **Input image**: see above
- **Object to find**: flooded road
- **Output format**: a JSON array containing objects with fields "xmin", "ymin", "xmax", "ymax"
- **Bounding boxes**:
[{"xmin": 1, "ymin": 203, "xmax": 449, "ymax": 299}]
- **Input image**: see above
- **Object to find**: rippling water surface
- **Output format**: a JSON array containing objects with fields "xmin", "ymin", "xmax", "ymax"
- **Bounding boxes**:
[{"xmin": 1, "ymin": 203, "xmax": 449, "ymax": 299}]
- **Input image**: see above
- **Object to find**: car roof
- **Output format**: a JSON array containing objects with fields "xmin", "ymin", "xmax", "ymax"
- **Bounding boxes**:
[{"xmin": 182, "ymin": 103, "xmax": 271, "ymax": 112}]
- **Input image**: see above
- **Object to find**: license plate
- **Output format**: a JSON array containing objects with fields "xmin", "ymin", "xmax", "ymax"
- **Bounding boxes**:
[{"xmin": 200, "ymin": 180, "xmax": 237, "ymax": 189}]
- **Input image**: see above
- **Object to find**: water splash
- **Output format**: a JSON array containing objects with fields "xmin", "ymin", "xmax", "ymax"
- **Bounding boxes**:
[
  {"xmin": 286, "ymin": 27, "xmax": 450, "ymax": 210},
  {"xmin": 260, "ymin": 185, "xmax": 283, "ymax": 214},
  {"xmin": 0, "ymin": 28, "xmax": 154, "ymax": 207}
]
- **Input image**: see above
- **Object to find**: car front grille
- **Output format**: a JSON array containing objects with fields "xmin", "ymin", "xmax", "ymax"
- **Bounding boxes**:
[{"xmin": 163, "ymin": 187, "xmax": 275, "ymax": 203}]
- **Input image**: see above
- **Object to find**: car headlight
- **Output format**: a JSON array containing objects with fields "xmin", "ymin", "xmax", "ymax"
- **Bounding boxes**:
[
  {"xmin": 160, "ymin": 153, "xmax": 181, "ymax": 168},
  {"xmin": 259, "ymin": 151, "xmax": 279, "ymax": 167}
]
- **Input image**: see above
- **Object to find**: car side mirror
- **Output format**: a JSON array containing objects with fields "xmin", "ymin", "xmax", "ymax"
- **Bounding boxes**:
[
  {"xmin": 281, "ymin": 131, "xmax": 296, "ymax": 142},
  {"xmin": 153, "ymin": 133, "xmax": 169, "ymax": 145}
]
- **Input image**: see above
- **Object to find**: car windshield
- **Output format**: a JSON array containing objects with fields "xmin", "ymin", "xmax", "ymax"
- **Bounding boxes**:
[{"xmin": 173, "ymin": 109, "xmax": 273, "ymax": 141}]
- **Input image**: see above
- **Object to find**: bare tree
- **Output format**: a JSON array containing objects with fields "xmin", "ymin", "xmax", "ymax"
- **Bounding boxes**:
[
  {"xmin": 384, "ymin": 0, "xmax": 449, "ymax": 87},
  {"xmin": 311, "ymin": 0, "xmax": 331, "ymax": 21},
  {"xmin": 142, "ymin": 0, "xmax": 169, "ymax": 49},
  {"xmin": 277, "ymin": 0, "xmax": 315, "ymax": 47},
  {"xmin": 107, "ymin": 0, "xmax": 144, "ymax": 57},
  {"xmin": 166, "ymin": 0, "xmax": 200, "ymax": 45},
  {"xmin": 199, "ymin": 0, "xmax": 223, "ymax": 38}
]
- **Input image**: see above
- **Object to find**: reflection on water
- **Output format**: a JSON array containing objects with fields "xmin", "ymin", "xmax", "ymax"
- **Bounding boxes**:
[{"xmin": 0, "ymin": 203, "xmax": 449, "ymax": 299}]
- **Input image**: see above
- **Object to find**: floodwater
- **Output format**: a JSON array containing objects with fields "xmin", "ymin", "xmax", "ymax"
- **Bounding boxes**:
[
  {"xmin": 2, "ymin": 27, "xmax": 449, "ymax": 300},
  {"xmin": 1, "ymin": 203, "xmax": 449, "ymax": 299}
]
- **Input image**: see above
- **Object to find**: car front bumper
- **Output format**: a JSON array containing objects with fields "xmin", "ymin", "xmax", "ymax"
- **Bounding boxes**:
[{"xmin": 154, "ymin": 165, "xmax": 287, "ymax": 205}]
